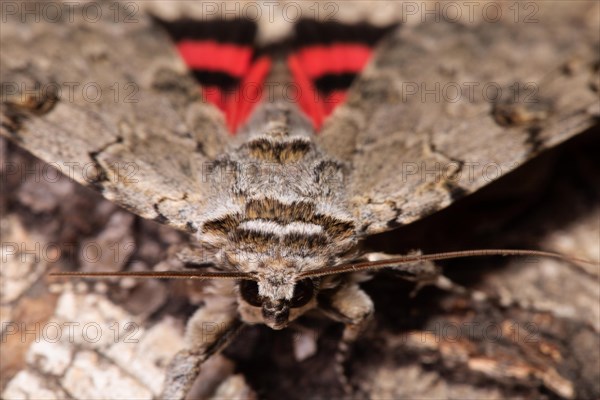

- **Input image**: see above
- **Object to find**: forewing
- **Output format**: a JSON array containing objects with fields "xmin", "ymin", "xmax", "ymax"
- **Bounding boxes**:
[
  {"xmin": 318, "ymin": 2, "xmax": 599, "ymax": 234},
  {"xmin": 1, "ymin": 2, "xmax": 229, "ymax": 233}
]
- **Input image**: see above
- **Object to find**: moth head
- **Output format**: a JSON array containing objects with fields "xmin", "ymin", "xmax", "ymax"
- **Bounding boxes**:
[
  {"xmin": 50, "ymin": 250, "xmax": 595, "ymax": 330},
  {"xmin": 238, "ymin": 275, "xmax": 316, "ymax": 330}
]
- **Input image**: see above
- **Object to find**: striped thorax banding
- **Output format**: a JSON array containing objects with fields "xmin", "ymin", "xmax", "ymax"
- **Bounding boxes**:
[
  {"xmin": 197, "ymin": 103, "xmax": 356, "ymax": 276},
  {"xmin": 200, "ymin": 195, "xmax": 356, "ymax": 268},
  {"xmin": 244, "ymin": 136, "xmax": 313, "ymax": 163}
]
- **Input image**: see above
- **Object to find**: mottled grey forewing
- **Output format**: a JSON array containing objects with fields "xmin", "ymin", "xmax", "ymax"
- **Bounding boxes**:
[
  {"xmin": 318, "ymin": 2, "xmax": 599, "ymax": 235},
  {"xmin": 0, "ymin": 2, "xmax": 229, "ymax": 233}
]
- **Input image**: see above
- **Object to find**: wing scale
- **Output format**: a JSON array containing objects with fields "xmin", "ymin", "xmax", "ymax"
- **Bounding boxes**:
[
  {"xmin": 1, "ymin": 2, "xmax": 230, "ymax": 233},
  {"xmin": 319, "ymin": 2, "xmax": 599, "ymax": 234}
]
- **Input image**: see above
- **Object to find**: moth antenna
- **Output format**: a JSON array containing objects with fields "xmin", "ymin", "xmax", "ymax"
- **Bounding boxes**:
[
  {"xmin": 300, "ymin": 249, "xmax": 599, "ymax": 278},
  {"xmin": 49, "ymin": 271, "xmax": 255, "ymax": 280}
]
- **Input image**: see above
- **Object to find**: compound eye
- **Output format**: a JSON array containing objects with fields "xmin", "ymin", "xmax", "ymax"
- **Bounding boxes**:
[
  {"xmin": 240, "ymin": 280, "xmax": 262, "ymax": 307},
  {"xmin": 289, "ymin": 279, "xmax": 314, "ymax": 308}
]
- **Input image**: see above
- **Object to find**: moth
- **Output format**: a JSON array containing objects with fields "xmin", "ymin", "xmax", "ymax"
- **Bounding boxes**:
[{"xmin": 1, "ymin": 1, "xmax": 598, "ymax": 399}]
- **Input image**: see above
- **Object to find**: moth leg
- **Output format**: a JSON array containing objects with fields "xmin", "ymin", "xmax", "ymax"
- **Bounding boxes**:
[
  {"xmin": 320, "ymin": 278, "xmax": 374, "ymax": 395},
  {"xmin": 162, "ymin": 283, "xmax": 242, "ymax": 400},
  {"xmin": 364, "ymin": 251, "xmax": 482, "ymax": 298}
]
